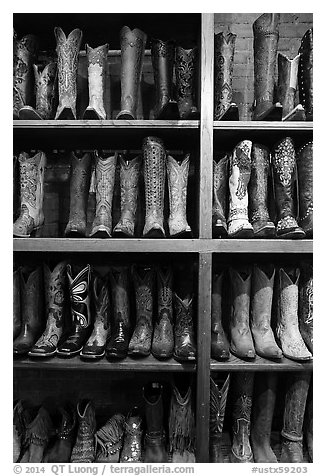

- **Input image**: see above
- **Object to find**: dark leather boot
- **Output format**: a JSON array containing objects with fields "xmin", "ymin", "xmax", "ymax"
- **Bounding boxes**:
[
  {"xmin": 298, "ymin": 29, "xmax": 313, "ymax": 121},
  {"xmin": 57, "ymin": 264, "xmax": 92, "ymax": 357},
  {"xmin": 212, "ymin": 155, "xmax": 228, "ymax": 238},
  {"xmin": 83, "ymin": 43, "xmax": 109, "ymax": 120},
  {"xmin": 173, "ymin": 293, "xmax": 196, "ymax": 362},
  {"xmin": 209, "ymin": 374, "xmax": 230, "ymax": 462},
  {"xmin": 214, "ymin": 31, "xmax": 239, "ymax": 120},
  {"xmin": 106, "ymin": 266, "xmax": 131, "ymax": 359},
  {"xmin": 305, "ymin": 380, "xmax": 313, "ymax": 462},
  {"xmin": 54, "ymin": 27, "xmax": 83, "ymax": 120},
  {"xmin": 14, "ymin": 266, "xmax": 44, "ymax": 355},
  {"xmin": 211, "ymin": 271, "xmax": 230, "ymax": 360},
  {"xmin": 71, "ymin": 400, "xmax": 96, "ymax": 463},
  {"xmin": 297, "ymin": 141, "xmax": 313, "ymax": 237},
  {"xmin": 44, "ymin": 405, "xmax": 76, "ymax": 462},
  {"xmin": 29, "ymin": 261, "xmax": 67, "ymax": 357},
  {"xmin": 95, "ymin": 414, "xmax": 125, "ymax": 462},
  {"xmin": 151, "ymin": 39, "xmax": 179, "ymax": 119},
  {"xmin": 13, "ymin": 268, "xmax": 21, "ymax": 340},
  {"xmin": 25, "ymin": 407, "xmax": 53, "ymax": 463},
  {"xmin": 120, "ymin": 408, "xmax": 143, "ymax": 462},
  {"xmin": 175, "ymin": 46, "xmax": 199, "ymax": 119},
  {"xmin": 64, "ymin": 151, "xmax": 92, "ymax": 237},
  {"xmin": 230, "ymin": 372, "xmax": 254, "ymax": 463},
  {"xmin": 13, "ymin": 400, "xmax": 25, "ymax": 462},
  {"xmin": 251, "ymin": 373, "xmax": 278, "ymax": 462},
  {"xmin": 298, "ymin": 262, "xmax": 313, "ymax": 353},
  {"xmin": 271, "ymin": 137, "xmax": 305, "ymax": 239},
  {"xmin": 152, "ymin": 266, "xmax": 174, "ymax": 359},
  {"xmin": 229, "ymin": 266, "xmax": 255, "ymax": 359},
  {"xmin": 167, "ymin": 154, "xmax": 192, "ymax": 237},
  {"xmin": 277, "ymin": 53, "xmax": 305, "ymax": 121},
  {"xmin": 280, "ymin": 372, "xmax": 311, "ymax": 463},
  {"xmin": 144, "ymin": 383, "xmax": 168, "ymax": 462},
  {"xmin": 128, "ymin": 265, "xmax": 154, "ymax": 357},
  {"xmin": 248, "ymin": 143, "xmax": 276, "ymax": 238}
]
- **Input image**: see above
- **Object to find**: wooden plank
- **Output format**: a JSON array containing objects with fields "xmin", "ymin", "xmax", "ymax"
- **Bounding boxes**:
[
  {"xmin": 211, "ymin": 355, "xmax": 313, "ymax": 372},
  {"xmin": 213, "ymin": 121, "xmax": 313, "ymax": 131},
  {"xmin": 13, "ymin": 120, "xmax": 199, "ymax": 129},
  {"xmin": 205, "ymin": 239, "xmax": 313, "ymax": 254}
]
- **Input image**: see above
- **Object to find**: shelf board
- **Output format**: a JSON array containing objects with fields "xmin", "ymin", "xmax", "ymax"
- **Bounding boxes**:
[
  {"xmin": 206, "ymin": 238, "xmax": 313, "ymax": 254},
  {"xmin": 13, "ymin": 119, "xmax": 200, "ymax": 129},
  {"xmin": 213, "ymin": 121, "xmax": 313, "ymax": 131},
  {"xmin": 210, "ymin": 355, "xmax": 313, "ymax": 372}
]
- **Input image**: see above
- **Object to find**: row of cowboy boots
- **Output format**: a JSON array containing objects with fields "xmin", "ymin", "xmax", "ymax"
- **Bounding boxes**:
[
  {"xmin": 213, "ymin": 138, "xmax": 313, "ymax": 239},
  {"xmin": 211, "ymin": 263, "xmax": 313, "ymax": 362},
  {"xmin": 210, "ymin": 372, "xmax": 312, "ymax": 463}
]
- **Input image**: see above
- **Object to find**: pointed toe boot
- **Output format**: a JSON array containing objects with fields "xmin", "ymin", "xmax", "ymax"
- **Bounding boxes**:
[
  {"xmin": 297, "ymin": 142, "xmax": 313, "ymax": 237},
  {"xmin": 277, "ymin": 53, "xmax": 305, "ymax": 121},
  {"xmin": 71, "ymin": 400, "xmax": 96, "ymax": 463},
  {"xmin": 298, "ymin": 29, "xmax": 313, "ymax": 121},
  {"xmin": 83, "ymin": 43, "xmax": 109, "ymax": 120},
  {"xmin": 120, "ymin": 408, "xmax": 143, "ymax": 462},
  {"xmin": 144, "ymin": 383, "xmax": 168, "ymax": 463},
  {"xmin": 212, "ymin": 155, "xmax": 228, "ymax": 238},
  {"xmin": 209, "ymin": 375, "xmax": 230, "ymax": 462},
  {"xmin": 95, "ymin": 414, "xmax": 125, "ymax": 462},
  {"xmin": 167, "ymin": 154, "xmax": 192, "ymax": 237},
  {"xmin": 298, "ymin": 262, "xmax": 313, "ymax": 353},
  {"xmin": 152, "ymin": 266, "xmax": 174, "ymax": 360},
  {"xmin": 175, "ymin": 46, "xmax": 199, "ymax": 119},
  {"xmin": 13, "ymin": 268, "xmax": 22, "ymax": 340},
  {"xmin": 211, "ymin": 271, "xmax": 230, "ymax": 361},
  {"xmin": 44, "ymin": 405, "xmax": 76, "ymax": 463},
  {"xmin": 173, "ymin": 293, "xmax": 196, "ymax": 362},
  {"xmin": 25, "ymin": 407, "xmax": 53, "ymax": 463}
]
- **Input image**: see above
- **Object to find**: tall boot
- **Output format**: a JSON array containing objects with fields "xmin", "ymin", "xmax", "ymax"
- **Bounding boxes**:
[
  {"xmin": 64, "ymin": 151, "xmax": 92, "ymax": 237},
  {"xmin": 71, "ymin": 400, "xmax": 96, "ymax": 463},
  {"xmin": 276, "ymin": 267, "xmax": 312, "ymax": 361},
  {"xmin": 29, "ymin": 261, "xmax": 67, "ymax": 357},
  {"xmin": 298, "ymin": 262, "xmax": 313, "ymax": 353},
  {"xmin": 229, "ymin": 266, "xmax": 255, "ymax": 359},
  {"xmin": 54, "ymin": 27, "xmax": 82, "ymax": 120},
  {"xmin": 248, "ymin": 143, "xmax": 275, "ymax": 238},
  {"xmin": 13, "ymin": 267, "xmax": 22, "ymax": 340},
  {"xmin": 209, "ymin": 374, "xmax": 230, "ymax": 462},
  {"xmin": 143, "ymin": 383, "xmax": 168, "ymax": 462},
  {"xmin": 227, "ymin": 140, "xmax": 254, "ymax": 238},
  {"xmin": 13, "ymin": 155, "xmax": 20, "ymax": 221},
  {"xmin": 152, "ymin": 266, "xmax": 174, "ymax": 359},
  {"xmin": 214, "ymin": 31, "xmax": 238, "ymax": 121},
  {"xmin": 212, "ymin": 155, "xmax": 228, "ymax": 238},
  {"xmin": 44, "ymin": 405, "xmax": 76, "ymax": 463},
  {"xmin": 13, "ymin": 151, "xmax": 46, "ymax": 237},
  {"xmin": 151, "ymin": 39, "xmax": 179, "ymax": 119},
  {"xmin": 305, "ymin": 380, "xmax": 313, "ymax": 462},
  {"xmin": 211, "ymin": 271, "xmax": 230, "ymax": 361},
  {"xmin": 57, "ymin": 264, "xmax": 92, "ymax": 357},
  {"xmin": 297, "ymin": 141, "xmax": 313, "ymax": 237},
  {"xmin": 250, "ymin": 264, "xmax": 282, "ymax": 359},
  {"xmin": 83, "ymin": 43, "xmax": 108, "ymax": 120},
  {"xmin": 25, "ymin": 407, "xmax": 53, "ymax": 463},
  {"xmin": 298, "ymin": 29, "xmax": 313, "ymax": 121},
  {"xmin": 252, "ymin": 14, "xmax": 281, "ymax": 121},
  {"xmin": 120, "ymin": 408, "xmax": 143, "ymax": 462},
  {"xmin": 95, "ymin": 414, "xmax": 125, "ymax": 462},
  {"xmin": 117, "ymin": 26, "xmax": 147, "ymax": 120},
  {"xmin": 142, "ymin": 136, "xmax": 166, "ymax": 238},
  {"xmin": 280, "ymin": 372, "xmax": 311, "ymax": 463},
  {"xmin": 173, "ymin": 293, "xmax": 196, "ymax": 362},
  {"xmin": 113, "ymin": 155, "xmax": 141, "ymax": 237},
  {"xmin": 251, "ymin": 373, "xmax": 278, "ymax": 462},
  {"xmin": 128, "ymin": 265, "xmax": 154, "ymax": 357},
  {"xmin": 89, "ymin": 151, "xmax": 117, "ymax": 238},
  {"xmin": 167, "ymin": 154, "xmax": 192, "ymax": 237},
  {"xmin": 277, "ymin": 53, "xmax": 305, "ymax": 121},
  {"xmin": 271, "ymin": 137, "xmax": 305, "ymax": 239},
  {"xmin": 13, "ymin": 400, "xmax": 25, "ymax": 462},
  {"xmin": 175, "ymin": 46, "xmax": 199, "ymax": 119}
]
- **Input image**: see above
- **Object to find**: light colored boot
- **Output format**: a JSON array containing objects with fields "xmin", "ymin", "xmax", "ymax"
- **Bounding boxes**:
[
  {"xmin": 83, "ymin": 43, "xmax": 109, "ymax": 120},
  {"xmin": 277, "ymin": 53, "xmax": 305, "ymax": 121},
  {"xmin": 167, "ymin": 154, "xmax": 192, "ymax": 237}
]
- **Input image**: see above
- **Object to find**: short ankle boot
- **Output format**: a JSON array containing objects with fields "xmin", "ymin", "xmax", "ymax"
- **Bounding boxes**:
[
  {"xmin": 298, "ymin": 29, "xmax": 313, "ymax": 121},
  {"xmin": 13, "ymin": 268, "xmax": 22, "ymax": 340},
  {"xmin": 44, "ymin": 405, "xmax": 76, "ymax": 463},
  {"xmin": 211, "ymin": 271, "xmax": 230, "ymax": 360},
  {"xmin": 25, "ymin": 407, "xmax": 53, "ymax": 463},
  {"xmin": 212, "ymin": 155, "xmax": 229, "ymax": 238},
  {"xmin": 297, "ymin": 141, "xmax": 313, "ymax": 237},
  {"xmin": 83, "ymin": 43, "xmax": 108, "ymax": 120},
  {"xmin": 209, "ymin": 374, "xmax": 230, "ymax": 462},
  {"xmin": 173, "ymin": 293, "xmax": 196, "ymax": 362},
  {"xmin": 152, "ymin": 266, "xmax": 174, "ymax": 359},
  {"xmin": 95, "ymin": 414, "xmax": 125, "ymax": 462},
  {"xmin": 144, "ymin": 383, "xmax": 168, "ymax": 463},
  {"xmin": 277, "ymin": 53, "xmax": 305, "ymax": 121},
  {"xmin": 71, "ymin": 400, "xmax": 96, "ymax": 463},
  {"xmin": 175, "ymin": 46, "xmax": 199, "ymax": 119},
  {"xmin": 167, "ymin": 154, "xmax": 192, "ymax": 237},
  {"xmin": 120, "ymin": 408, "xmax": 143, "ymax": 462},
  {"xmin": 298, "ymin": 262, "xmax": 313, "ymax": 353}
]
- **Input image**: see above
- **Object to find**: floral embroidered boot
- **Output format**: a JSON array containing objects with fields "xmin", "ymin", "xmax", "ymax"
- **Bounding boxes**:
[
  {"xmin": 175, "ymin": 46, "xmax": 199, "ymax": 119},
  {"xmin": 83, "ymin": 43, "xmax": 109, "ymax": 120},
  {"xmin": 167, "ymin": 154, "xmax": 192, "ymax": 237}
]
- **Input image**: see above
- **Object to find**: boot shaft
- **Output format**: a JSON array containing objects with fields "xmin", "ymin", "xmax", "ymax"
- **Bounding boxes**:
[
  {"xmin": 210, "ymin": 375, "xmax": 230, "ymax": 435},
  {"xmin": 20, "ymin": 266, "xmax": 43, "ymax": 328},
  {"xmin": 19, "ymin": 151, "xmax": 46, "ymax": 215},
  {"xmin": 92, "ymin": 273, "xmax": 110, "ymax": 331},
  {"xmin": 277, "ymin": 53, "xmax": 300, "ymax": 117},
  {"xmin": 151, "ymin": 39, "xmax": 175, "ymax": 105},
  {"xmin": 85, "ymin": 43, "xmax": 108, "ymax": 118},
  {"xmin": 144, "ymin": 383, "xmax": 164, "ymax": 434},
  {"xmin": 228, "ymin": 140, "xmax": 252, "ymax": 222},
  {"xmin": 174, "ymin": 293, "xmax": 194, "ymax": 336},
  {"xmin": 298, "ymin": 262, "xmax": 313, "ymax": 349},
  {"xmin": 32, "ymin": 62, "xmax": 58, "ymax": 119},
  {"xmin": 232, "ymin": 371, "xmax": 254, "ymax": 425},
  {"xmin": 157, "ymin": 266, "xmax": 173, "ymax": 324},
  {"xmin": 229, "ymin": 267, "xmax": 251, "ymax": 323},
  {"xmin": 252, "ymin": 372, "xmax": 277, "ymax": 437},
  {"xmin": 282, "ymin": 372, "xmax": 311, "ymax": 441},
  {"xmin": 108, "ymin": 267, "xmax": 130, "ymax": 326},
  {"xmin": 175, "ymin": 46, "xmax": 198, "ymax": 118},
  {"xmin": 296, "ymin": 142, "xmax": 313, "ymax": 231},
  {"xmin": 67, "ymin": 264, "xmax": 91, "ymax": 329},
  {"xmin": 251, "ymin": 264, "xmax": 275, "ymax": 323},
  {"xmin": 169, "ymin": 384, "xmax": 195, "ymax": 454},
  {"xmin": 44, "ymin": 261, "xmax": 67, "ymax": 324},
  {"xmin": 277, "ymin": 267, "xmax": 300, "ymax": 322},
  {"xmin": 93, "ymin": 152, "xmax": 117, "ymax": 214},
  {"xmin": 214, "ymin": 32, "xmax": 236, "ymax": 120},
  {"xmin": 13, "ymin": 268, "xmax": 22, "ymax": 338},
  {"xmin": 249, "ymin": 143, "xmax": 272, "ymax": 223},
  {"xmin": 132, "ymin": 265, "xmax": 154, "ymax": 323},
  {"xmin": 212, "ymin": 155, "xmax": 228, "ymax": 222},
  {"xmin": 167, "ymin": 154, "xmax": 190, "ymax": 235},
  {"xmin": 119, "ymin": 155, "xmax": 141, "ymax": 219},
  {"xmin": 211, "ymin": 271, "xmax": 223, "ymax": 330},
  {"xmin": 298, "ymin": 28, "xmax": 313, "ymax": 120}
]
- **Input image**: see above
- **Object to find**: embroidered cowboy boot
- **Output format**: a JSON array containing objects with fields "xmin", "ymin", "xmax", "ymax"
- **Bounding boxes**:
[
  {"xmin": 57, "ymin": 264, "xmax": 92, "ymax": 357},
  {"xmin": 298, "ymin": 262, "xmax": 313, "ymax": 354},
  {"xmin": 83, "ymin": 43, "xmax": 108, "ymax": 120},
  {"xmin": 13, "ymin": 151, "xmax": 46, "ymax": 237},
  {"xmin": 280, "ymin": 372, "xmax": 311, "ymax": 463},
  {"xmin": 251, "ymin": 373, "xmax": 278, "ymax": 462},
  {"xmin": 305, "ymin": 381, "xmax": 313, "ymax": 462},
  {"xmin": 175, "ymin": 46, "xmax": 199, "ymax": 119},
  {"xmin": 214, "ymin": 31, "xmax": 238, "ymax": 120},
  {"xmin": 228, "ymin": 140, "xmax": 254, "ymax": 238},
  {"xmin": 173, "ymin": 293, "xmax": 196, "ymax": 362},
  {"xmin": 144, "ymin": 383, "xmax": 168, "ymax": 463},
  {"xmin": 212, "ymin": 155, "xmax": 228, "ymax": 238},
  {"xmin": 44, "ymin": 405, "xmax": 76, "ymax": 462},
  {"xmin": 71, "ymin": 400, "xmax": 96, "ymax": 463},
  {"xmin": 298, "ymin": 29, "xmax": 313, "ymax": 121},
  {"xmin": 211, "ymin": 271, "xmax": 230, "ymax": 361},
  {"xmin": 209, "ymin": 374, "xmax": 230, "ymax": 462},
  {"xmin": 13, "ymin": 155, "xmax": 20, "ymax": 221},
  {"xmin": 297, "ymin": 141, "xmax": 313, "ymax": 237},
  {"xmin": 64, "ymin": 151, "xmax": 92, "ymax": 237},
  {"xmin": 89, "ymin": 151, "xmax": 117, "ymax": 238},
  {"xmin": 113, "ymin": 155, "xmax": 141, "ymax": 237},
  {"xmin": 13, "ymin": 400, "xmax": 25, "ymax": 462},
  {"xmin": 120, "ymin": 408, "xmax": 143, "ymax": 462},
  {"xmin": 271, "ymin": 137, "xmax": 305, "ymax": 239},
  {"xmin": 277, "ymin": 53, "xmax": 305, "ymax": 121},
  {"xmin": 248, "ymin": 143, "xmax": 275, "ymax": 237},
  {"xmin": 95, "ymin": 414, "xmax": 125, "ymax": 462},
  {"xmin": 276, "ymin": 267, "xmax": 312, "ymax": 361},
  {"xmin": 13, "ymin": 268, "xmax": 21, "ymax": 340},
  {"xmin": 54, "ymin": 27, "xmax": 82, "ymax": 120},
  {"xmin": 117, "ymin": 26, "xmax": 147, "ymax": 119},
  {"xmin": 29, "ymin": 261, "xmax": 67, "ymax": 357},
  {"xmin": 152, "ymin": 266, "xmax": 174, "ymax": 359},
  {"xmin": 25, "ymin": 407, "xmax": 53, "ymax": 463},
  {"xmin": 167, "ymin": 154, "xmax": 192, "ymax": 237}
]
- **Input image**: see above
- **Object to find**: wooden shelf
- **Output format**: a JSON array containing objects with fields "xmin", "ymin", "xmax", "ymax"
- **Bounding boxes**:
[
  {"xmin": 210, "ymin": 355, "xmax": 313, "ymax": 372},
  {"xmin": 13, "ymin": 119, "xmax": 200, "ymax": 129},
  {"xmin": 207, "ymin": 239, "xmax": 313, "ymax": 254},
  {"xmin": 213, "ymin": 121, "xmax": 313, "ymax": 131}
]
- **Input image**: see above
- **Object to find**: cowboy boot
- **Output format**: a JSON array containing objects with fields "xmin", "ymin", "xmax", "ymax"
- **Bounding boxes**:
[
  {"xmin": 297, "ymin": 141, "xmax": 313, "ymax": 237},
  {"xmin": 71, "ymin": 400, "xmax": 96, "ymax": 463},
  {"xmin": 13, "ymin": 151, "xmax": 46, "ymax": 237},
  {"xmin": 173, "ymin": 293, "xmax": 196, "ymax": 362},
  {"xmin": 214, "ymin": 31, "xmax": 238, "ymax": 120},
  {"xmin": 212, "ymin": 155, "xmax": 228, "ymax": 238},
  {"xmin": 13, "ymin": 31, "xmax": 39, "ymax": 119},
  {"xmin": 211, "ymin": 271, "xmax": 230, "ymax": 361},
  {"xmin": 250, "ymin": 264, "xmax": 282, "ymax": 359},
  {"xmin": 142, "ymin": 136, "xmax": 166, "ymax": 238},
  {"xmin": 298, "ymin": 262, "xmax": 313, "ymax": 354},
  {"xmin": 44, "ymin": 405, "xmax": 76, "ymax": 462},
  {"xmin": 228, "ymin": 140, "xmax": 254, "ymax": 238},
  {"xmin": 113, "ymin": 155, "xmax": 141, "ymax": 237},
  {"xmin": 167, "ymin": 154, "xmax": 192, "ymax": 237},
  {"xmin": 57, "ymin": 264, "xmax": 92, "ymax": 357},
  {"xmin": 251, "ymin": 373, "xmax": 278, "ymax": 462},
  {"xmin": 19, "ymin": 61, "xmax": 58, "ymax": 119},
  {"xmin": 230, "ymin": 372, "xmax": 254, "ymax": 463},
  {"xmin": 144, "ymin": 383, "xmax": 168, "ymax": 463},
  {"xmin": 276, "ymin": 267, "xmax": 312, "ymax": 361},
  {"xmin": 106, "ymin": 266, "xmax": 131, "ymax": 359},
  {"xmin": 175, "ymin": 46, "xmax": 199, "ymax": 119},
  {"xmin": 13, "ymin": 155, "xmax": 20, "ymax": 221},
  {"xmin": 120, "ymin": 408, "xmax": 143, "ymax": 462},
  {"xmin": 17, "ymin": 405, "xmax": 36, "ymax": 463},
  {"xmin": 229, "ymin": 266, "xmax": 255, "ymax": 359},
  {"xmin": 13, "ymin": 268, "xmax": 21, "ymax": 340},
  {"xmin": 152, "ymin": 266, "xmax": 174, "ymax": 359},
  {"xmin": 248, "ymin": 143, "xmax": 276, "ymax": 238},
  {"xmin": 89, "ymin": 151, "xmax": 117, "ymax": 238},
  {"xmin": 83, "ymin": 43, "xmax": 108, "ymax": 120},
  {"xmin": 252, "ymin": 14, "xmax": 281, "ymax": 121},
  {"xmin": 25, "ymin": 407, "xmax": 53, "ymax": 463},
  {"xmin": 298, "ymin": 29, "xmax": 313, "ymax": 121},
  {"xmin": 280, "ymin": 372, "xmax": 311, "ymax": 463},
  {"xmin": 305, "ymin": 381, "xmax": 313, "ymax": 462},
  {"xmin": 29, "ymin": 261, "xmax": 67, "ymax": 357},
  {"xmin": 64, "ymin": 151, "xmax": 92, "ymax": 237},
  {"xmin": 271, "ymin": 137, "xmax": 305, "ymax": 239},
  {"xmin": 54, "ymin": 27, "xmax": 82, "ymax": 120},
  {"xmin": 95, "ymin": 414, "xmax": 125, "ymax": 462},
  {"xmin": 151, "ymin": 39, "xmax": 179, "ymax": 119},
  {"xmin": 209, "ymin": 374, "xmax": 230, "ymax": 462},
  {"xmin": 13, "ymin": 401, "xmax": 25, "ymax": 462},
  {"xmin": 277, "ymin": 53, "xmax": 305, "ymax": 121},
  {"xmin": 117, "ymin": 26, "xmax": 147, "ymax": 120}
]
